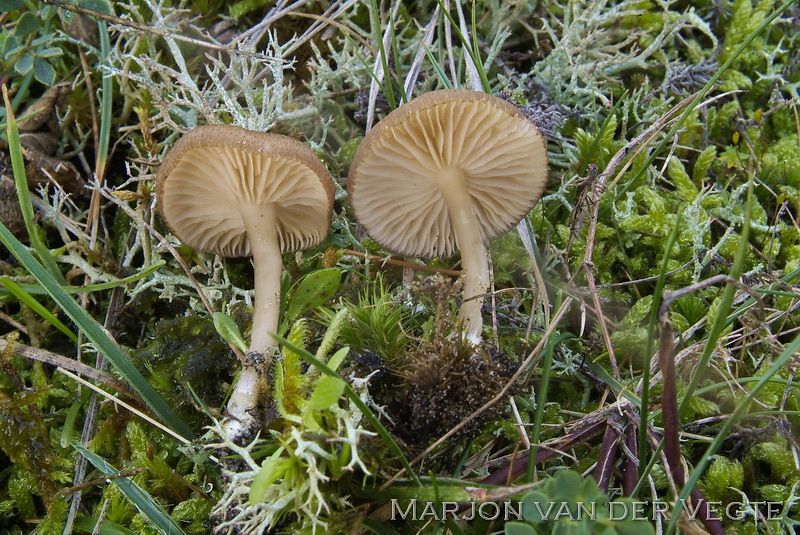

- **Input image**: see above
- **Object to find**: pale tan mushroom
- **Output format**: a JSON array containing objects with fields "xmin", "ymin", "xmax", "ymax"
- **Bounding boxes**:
[
  {"xmin": 156, "ymin": 124, "xmax": 334, "ymax": 439},
  {"xmin": 348, "ymin": 90, "xmax": 548, "ymax": 343}
]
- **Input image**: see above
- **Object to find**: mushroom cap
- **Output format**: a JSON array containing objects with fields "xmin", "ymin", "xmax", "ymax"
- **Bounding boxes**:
[
  {"xmin": 348, "ymin": 89, "xmax": 548, "ymax": 259},
  {"xmin": 156, "ymin": 125, "xmax": 335, "ymax": 257}
]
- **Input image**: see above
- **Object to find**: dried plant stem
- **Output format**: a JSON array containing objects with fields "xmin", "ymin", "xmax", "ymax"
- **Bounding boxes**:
[{"xmin": 0, "ymin": 339, "xmax": 135, "ymax": 399}]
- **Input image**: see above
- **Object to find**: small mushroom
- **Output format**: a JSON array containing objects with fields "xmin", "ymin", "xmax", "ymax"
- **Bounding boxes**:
[
  {"xmin": 348, "ymin": 90, "xmax": 548, "ymax": 344},
  {"xmin": 156, "ymin": 125, "xmax": 334, "ymax": 439}
]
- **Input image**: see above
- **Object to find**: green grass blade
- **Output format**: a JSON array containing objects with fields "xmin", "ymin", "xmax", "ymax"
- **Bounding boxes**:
[
  {"xmin": 0, "ymin": 260, "xmax": 166, "ymax": 296},
  {"xmin": 665, "ymin": 333, "xmax": 800, "ymax": 534},
  {"xmin": 2, "ymin": 86, "xmax": 65, "ymax": 283},
  {"xmin": 0, "ymin": 220, "xmax": 195, "ymax": 440},
  {"xmin": 74, "ymin": 444, "xmax": 186, "ymax": 535},
  {"xmin": 0, "ymin": 276, "xmax": 78, "ymax": 342},
  {"xmin": 423, "ymin": 43, "xmax": 453, "ymax": 89},
  {"xmin": 526, "ymin": 330, "xmax": 564, "ymax": 482},
  {"xmin": 369, "ymin": 0, "xmax": 397, "ymax": 109},
  {"xmin": 73, "ymin": 516, "xmax": 138, "ymax": 535},
  {"xmin": 388, "ymin": 8, "xmax": 406, "ymax": 104},
  {"xmin": 434, "ymin": 0, "xmax": 490, "ymax": 92},
  {"xmin": 272, "ymin": 334, "xmax": 421, "ymax": 485},
  {"xmin": 469, "ymin": 0, "xmax": 490, "ymax": 92},
  {"xmin": 95, "ymin": 20, "xmax": 112, "ymax": 178}
]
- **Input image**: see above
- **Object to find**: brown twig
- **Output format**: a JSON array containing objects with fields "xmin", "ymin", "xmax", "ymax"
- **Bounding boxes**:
[
  {"xmin": 55, "ymin": 467, "xmax": 147, "ymax": 498},
  {"xmin": 621, "ymin": 426, "xmax": 639, "ymax": 496},
  {"xmin": 0, "ymin": 339, "xmax": 137, "ymax": 400},
  {"xmin": 478, "ymin": 420, "xmax": 606, "ymax": 486},
  {"xmin": 594, "ymin": 417, "xmax": 621, "ymax": 492}
]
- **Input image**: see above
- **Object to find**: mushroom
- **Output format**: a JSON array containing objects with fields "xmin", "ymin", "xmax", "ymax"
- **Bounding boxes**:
[
  {"xmin": 156, "ymin": 124, "xmax": 334, "ymax": 439},
  {"xmin": 347, "ymin": 90, "xmax": 548, "ymax": 344}
]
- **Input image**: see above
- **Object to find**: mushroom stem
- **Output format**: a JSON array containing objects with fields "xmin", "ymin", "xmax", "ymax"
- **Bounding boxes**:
[
  {"xmin": 438, "ymin": 167, "xmax": 489, "ymax": 345},
  {"xmin": 225, "ymin": 202, "xmax": 282, "ymax": 439}
]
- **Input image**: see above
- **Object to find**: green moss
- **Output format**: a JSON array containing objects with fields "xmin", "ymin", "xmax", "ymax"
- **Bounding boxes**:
[{"xmin": 137, "ymin": 313, "xmax": 237, "ymax": 422}]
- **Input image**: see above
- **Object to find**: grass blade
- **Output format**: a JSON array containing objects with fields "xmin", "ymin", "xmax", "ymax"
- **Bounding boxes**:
[
  {"xmin": 434, "ymin": 0, "xmax": 490, "ymax": 92},
  {"xmin": 423, "ymin": 43, "xmax": 453, "ymax": 89},
  {"xmin": 0, "ymin": 220, "xmax": 195, "ymax": 440},
  {"xmin": 0, "ymin": 260, "xmax": 166, "ymax": 295},
  {"xmin": 74, "ymin": 443, "xmax": 186, "ymax": 535},
  {"xmin": 0, "ymin": 276, "xmax": 78, "ymax": 342},
  {"xmin": 1, "ymin": 85, "xmax": 65, "ymax": 283}
]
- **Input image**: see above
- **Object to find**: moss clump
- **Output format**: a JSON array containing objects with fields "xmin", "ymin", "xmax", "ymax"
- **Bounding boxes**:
[{"xmin": 137, "ymin": 313, "xmax": 237, "ymax": 422}]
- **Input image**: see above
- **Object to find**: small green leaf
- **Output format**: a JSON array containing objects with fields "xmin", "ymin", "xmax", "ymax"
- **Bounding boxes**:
[
  {"xmin": 249, "ymin": 446, "xmax": 287, "ymax": 505},
  {"xmin": 692, "ymin": 146, "xmax": 717, "ymax": 184},
  {"xmin": 212, "ymin": 311, "xmax": 247, "ymax": 353},
  {"xmin": 14, "ymin": 53, "xmax": 33, "ymax": 74},
  {"xmin": 36, "ymin": 47, "xmax": 63, "ymax": 59},
  {"xmin": 285, "ymin": 268, "xmax": 341, "ymax": 322},
  {"xmin": 33, "ymin": 58, "xmax": 56, "ymax": 85},
  {"xmin": 521, "ymin": 491, "xmax": 551, "ymax": 524},
  {"xmin": 505, "ymin": 522, "xmax": 538, "ymax": 535},
  {"xmin": 13, "ymin": 12, "xmax": 39, "ymax": 36},
  {"xmin": 307, "ymin": 347, "xmax": 349, "ymax": 410}
]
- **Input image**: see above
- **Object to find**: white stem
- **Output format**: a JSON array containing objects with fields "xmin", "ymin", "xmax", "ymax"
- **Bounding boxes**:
[
  {"xmin": 438, "ymin": 168, "xmax": 489, "ymax": 345},
  {"xmin": 224, "ymin": 203, "xmax": 282, "ymax": 440}
]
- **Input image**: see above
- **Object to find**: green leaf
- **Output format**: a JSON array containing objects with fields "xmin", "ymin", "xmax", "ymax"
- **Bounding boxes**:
[
  {"xmin": 36, "ymin": 47, "xmax": 63, "ymax": 58},
  {"xmin": 33, "ymin": 58, "xmax": 56, "ymax": 85},
  {"xmin": 0, "ymin": 0, "xmax": 24, "ymax": 10},
  {"xmin": 212, "ymin": 311, "xmax": 247, "ymax": 353},
  {"xmin": 285, "ymin": 268, "xmax": 341, "ymax": 323},
  {"xmin": 505, "ymin": 522, "xmax": 538, "ymax": 535},
  {"xmin": 249, "ymin": 446, "xmax": 288, "ymax": 505},
  {"xmin": 0, "ymin": 221, "xmax": 195, "ymax": 440},
  {"xmin": 14, "ymin": 52, "xmax": 33, "ymax": 74},
  {"xmin": 0, "ymin": 260, "xmax": 167, "ymax": 295},
  {"xmin": 74, "ymin": 444, "xmax": 186, "ymax": 535},
  {"xmin": 667, "ymin": 156, "xmax": 698, "ymax": 202},
  {"xmin": 13, "ymin": 12, "xmax": 39, "ymax": 36},
  {"xmin": 521, "ymin": 491, "xmax": 551, "ymax": 524},
  {"xmin": 307, "ymin": 347, "xmax": 349, "ymax": 410}
]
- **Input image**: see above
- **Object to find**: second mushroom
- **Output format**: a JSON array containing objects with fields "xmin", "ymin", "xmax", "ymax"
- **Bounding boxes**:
[
  {"xmin": 157, "ymin": 125, "xmax": 334, "ymax": 440},
  {"xmin": 348, "ymin": 90, "xmax": 549, "ymax": 344}
]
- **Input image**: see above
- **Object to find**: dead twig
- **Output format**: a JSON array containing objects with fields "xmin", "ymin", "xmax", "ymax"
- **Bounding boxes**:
[{"xmin": 0, "ymin": 339, "xmax": 137, "ymax": 400}]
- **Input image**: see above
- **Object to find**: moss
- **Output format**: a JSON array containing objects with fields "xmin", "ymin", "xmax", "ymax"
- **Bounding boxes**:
[{"xmin": 137, "ymin": 313, "xmax": 237, "ymax": 422}]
